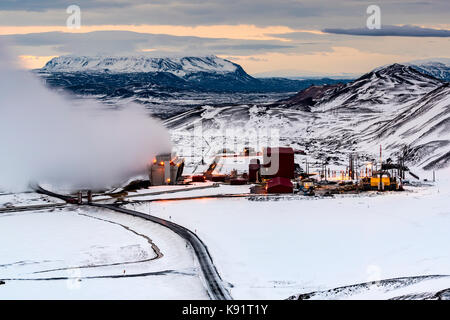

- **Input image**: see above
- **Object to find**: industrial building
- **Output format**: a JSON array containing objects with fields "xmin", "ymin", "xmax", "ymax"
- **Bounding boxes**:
[
  {"xmin": 261, "ymin": 147, "xmax": 295, "ymax": 180},
  {"xmin": 146, "ymin": 145, "xmax": 407, "ymax": 196},
  {"xmin": 266, "ymin": 177, "xmax": 293, "ymax": 194},
  {"xmin": 149, "ymin": 153, "xmax": 184, "ymax": 185}
]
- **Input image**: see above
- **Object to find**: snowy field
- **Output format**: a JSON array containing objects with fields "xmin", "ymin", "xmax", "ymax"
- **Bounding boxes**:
[
  {"xmin": 0, "ymin": 206, "xmax": 208, "ymax": 299},
  {"xmin": 1, "ymin": 171, "xmax": 449, "ymax": 299},
  {"xmin": 124, "ymin": 183, "xmax": 251, "ymax": 202},
  {"xmin": 0, "ymin": 192, "xmax": 64, "ymax": 208},
  {"xmin": 127, "ymin": 169, "xmax": 450, "ymax": 299}
]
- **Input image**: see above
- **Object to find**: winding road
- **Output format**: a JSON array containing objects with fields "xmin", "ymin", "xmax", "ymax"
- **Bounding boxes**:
[
  {"xmin": 91, "ymin": 203, "xmax": 232, "ymax": 300},
  {"xmin": 35, "ymin": 186, "xmax": 232, "ymax": 300}
]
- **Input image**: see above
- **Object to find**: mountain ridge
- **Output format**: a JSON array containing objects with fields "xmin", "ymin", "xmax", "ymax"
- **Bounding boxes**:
[
  {"xmin": 166, "ymin": 63, "xmax": 450, "ymax": 170},
  {"xmin": 37, "ymin": 55, "xmax": 348, "ymax": 96},
  {"xmin": 409, "ymin": 61, "xmax": 450, "ymax": 82},
  {"xmin": 41, "ymin": 55, "xmax": 241, "ymax": 77},
  {"xmin": 280, "ymin": 63, "xmax": 444, "ymax": 112}
]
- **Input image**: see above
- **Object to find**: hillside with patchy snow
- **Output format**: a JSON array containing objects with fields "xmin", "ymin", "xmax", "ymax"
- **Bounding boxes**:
[
  {"xmin": 166, "ymin": 64, "xmax": 450, "ymax": 171},
  {"xmin": 288, "ymin": 64, "xmax": 442, "ymax": 112},
  {"xmin": 410, "ymin": 60, "xmax": 450, "ymax": 82}
]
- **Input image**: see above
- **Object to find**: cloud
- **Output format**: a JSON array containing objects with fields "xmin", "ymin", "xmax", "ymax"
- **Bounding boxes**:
[
  {"xmin": 0, "ymin": 0, "xmax": 449, "ymax": 30},
  {"xmin": 323, "ymin": 25, "xmax": 450, "ymax": 37},
  {"xmin": 0, "ymin": 0, "xmax": 144, "ymax": 11},
  {"xmin": 209, "ymin": 43, "xmax": 294, "ymax": 52},
  {"xmin": 0, "ymin": 0, "xmax": 323, "ymax": 27},
  {"xmin": 1, "ymin": 30, "xmax": 303, "ymax": 58}
]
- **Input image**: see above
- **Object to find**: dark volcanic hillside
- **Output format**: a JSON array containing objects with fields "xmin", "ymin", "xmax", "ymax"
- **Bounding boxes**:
[
  {"xmin": 278, "ymin": 84, "xmax": 343, "ymax": 111},
  {"xmin": 37, "ymin": 69, "xmax": 345, "ymax": 95}
]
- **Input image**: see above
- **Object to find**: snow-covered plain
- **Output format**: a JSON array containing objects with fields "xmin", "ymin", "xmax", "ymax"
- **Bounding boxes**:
[
  {"xmin": 124, "ymin": 183, "xmax": 251, "ymax": 202},
  {"xmin": 127, "ymin": 169, "xmax": 450, "ymax": 299},
  {"xmin": 0, "ymin": 192, "xmax": 64, "ymax": 208},
  {"xmin": 1, "ymin": 172, "xmax": 449, "ymax": 299},
  {"xmin": 0, "ymin": 206, "xmax": 208, "ymax": 299}
]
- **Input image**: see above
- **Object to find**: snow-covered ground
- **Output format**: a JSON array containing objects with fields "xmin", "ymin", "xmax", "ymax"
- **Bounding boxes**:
[
  {"xmin": 0, "ymin": 206, "xmax": 208, "ymax": 299},
  {"xmin": 126, "ymin": 169, "xmax": 450, "ymax": 299},
  {"xmin": 2, "ymin": 171, "xmax": 449, "ymax": 299},
  {"xmin": 123, "ymin": 183, "xmax": 251, "ymax": 202},
  {"xmin": 0, "ymin": 192, "xmax": 65, "ymax": 208}
]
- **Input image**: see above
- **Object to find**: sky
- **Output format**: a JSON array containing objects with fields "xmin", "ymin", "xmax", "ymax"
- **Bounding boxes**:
[{"xmin": 0, "ymin": 0, "xmax": 449, "ymax": 76}]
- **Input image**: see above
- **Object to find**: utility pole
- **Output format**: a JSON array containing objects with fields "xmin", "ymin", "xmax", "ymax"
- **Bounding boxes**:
[
  {"xmin": 305, "ymin": 157, "xmax": 309, "ymax": 175},
  {"xmin": 379, "ymin": 145, "xmax": 383, "ymax": 191},
  {"xmin": 380, "ymin": 144, "xmax": 382, "ymax": 166},
  {"xmin": 349, "ymin": 153, "xmax": 356, "ymax": 180}
]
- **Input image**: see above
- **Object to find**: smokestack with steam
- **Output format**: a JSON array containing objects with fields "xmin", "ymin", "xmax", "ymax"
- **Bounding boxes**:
[{"xmin": 0, "ymin": 44, "xmax": 172, "ymax": 192}]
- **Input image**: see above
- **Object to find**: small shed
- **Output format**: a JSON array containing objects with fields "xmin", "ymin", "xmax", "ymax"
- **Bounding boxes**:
[{"xmin": 267, "ymin": 177, "xmax": 293, "ymax": 194}]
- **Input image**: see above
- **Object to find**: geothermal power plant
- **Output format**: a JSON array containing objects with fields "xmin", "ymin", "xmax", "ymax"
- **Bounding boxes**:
[{"xmin": 143, "ymin": 145, "xmax": 413, "ymax": 199}]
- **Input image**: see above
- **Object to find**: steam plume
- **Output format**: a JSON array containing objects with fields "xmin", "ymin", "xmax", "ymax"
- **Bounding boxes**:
[{"xmin": 0, "ymin": 44, "xmax": 172, "ymax": 192}]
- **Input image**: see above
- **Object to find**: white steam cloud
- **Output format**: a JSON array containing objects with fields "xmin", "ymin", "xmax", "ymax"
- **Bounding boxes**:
[{"xmin": 0, "ymin": 45, "xmax": 172, "ymax": 192}]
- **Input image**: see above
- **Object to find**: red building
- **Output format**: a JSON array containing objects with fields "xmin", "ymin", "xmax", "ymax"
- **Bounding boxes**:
[
  {"xmin": 266, "ymin": 177, "xmax": 293, "ymax": 194},
  {"xmin": 261, "ymin": 147, "xmax": 295, "ymax": 179}
]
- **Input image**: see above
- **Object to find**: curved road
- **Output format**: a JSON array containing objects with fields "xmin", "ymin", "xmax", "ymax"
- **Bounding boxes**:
[
  {"xmin": 92, "ymin": 203, "xmax": 232, "ymax": 300},
  {"xmin": 35, "ymin": 186, "xmax": 232, "ymax": 300}
]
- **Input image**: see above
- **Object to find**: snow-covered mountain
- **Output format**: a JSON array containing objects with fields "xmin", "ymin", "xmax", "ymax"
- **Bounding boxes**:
[
  {"xmin": 41, "ymin": 55, "xmax": 241, "ymax": 77},
  {"xmin": 409, "ymin": 60, "xmax": 450, "ymax": 82},
  {"xmin": 167, "ymin": 64, "xmax": 449, "ymax": 170},
  {"xmin": 360, "ymin": 83, "xmax": 450, "ymax": 169},
  {"xmin": 36, "ymin": 56, "xmax": 347, "ymax": 110},
  {"xmin": 37, "ymin": 56, "xmax": 449, "ymax": 169},
  {"xmin": 281, "ymin": 63, "xmax": 442, "ymax": 112}
]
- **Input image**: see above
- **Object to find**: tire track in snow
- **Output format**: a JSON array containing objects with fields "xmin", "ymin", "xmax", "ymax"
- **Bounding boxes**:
[
  {"xmin": 1, "ymin": 269, "xmax": 196, "ymax": 281},
  {"xmin": 31, "ymin": 211, "xmax": 163, "ymax": 275}
]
